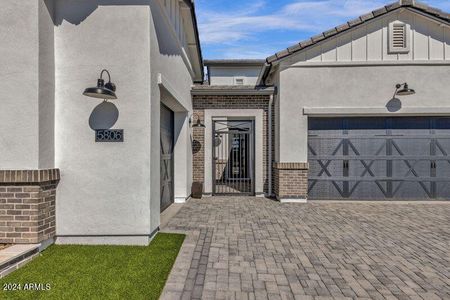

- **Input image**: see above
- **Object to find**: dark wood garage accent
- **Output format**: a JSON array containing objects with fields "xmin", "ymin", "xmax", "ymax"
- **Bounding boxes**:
[{"xmin": 308, "ymin": 117, "xmax": 450, "ymax": 200}]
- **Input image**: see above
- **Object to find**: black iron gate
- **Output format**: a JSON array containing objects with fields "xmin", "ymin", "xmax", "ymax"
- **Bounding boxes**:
[
  {"xmin": 213, "ymin": 120, "xmax": 255, "ymax": 195},
  {"xmin": 160, "ymin": 104, "xmax": 174, "ymax": 212},
  {"xmin": 308, "ymin": 117, "xmax": 450, "ymax": 200}
]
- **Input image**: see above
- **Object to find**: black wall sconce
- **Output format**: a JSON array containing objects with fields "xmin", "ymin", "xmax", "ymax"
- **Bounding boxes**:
[
  {"xmin": 190, "ymin": 114, "xmax": 206, "ymax": 128},
  {"xmin": 395, "ymin": 82, "xmax": 415, "ymax": 96},
  {"xmin": 83, "ymin": 69, "xmax": 117, "ymax": 100}
]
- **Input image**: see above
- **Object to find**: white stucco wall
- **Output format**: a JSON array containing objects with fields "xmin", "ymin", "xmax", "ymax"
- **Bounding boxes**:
[
  {"xmin": 209, "ymin": 66, "xmax": 262, "ymax": 85},
  {"xmin": 50, "ymin": 0, "xmax": 197, "ymax": 244},
  {"xmin": 0, "ymin": 0, "xmax": 197, "ymax": 245},
  {"xmin": 39, "ymin": 0, "xmax": 56, "ymax": 169},
  {"xmin": 54, "ymin": 2, "xmax": 153, "ymax": 244},
  {"xmin": 273, "ymin": 10, "xmax": 450, "ymax": 164},
  {"xmin": 0, "ymin": 1, "xmax": 40, "ymax": 169},
  {"xmin": 277, "ymin": 64, "xmax": 450, "ymax": 163},
  {"xmin": 0, "ymin": 0, "xmax": 55, "ymax": 170},
  {"xmin": 149, "ymin": 0, "xmax": 195, "ymax": 230}
]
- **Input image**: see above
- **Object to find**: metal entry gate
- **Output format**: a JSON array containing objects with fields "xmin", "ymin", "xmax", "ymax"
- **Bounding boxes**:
[
  {"xmin": 160, "ymin": 104, "xmax": 174, "ymax": 212},
  {"xmin": 213, "ymin": 120, "xmax": 255, "ymax": 195},
  {"xmin": 308, "ymin": 117, "xmax": 450, "ymax": 200}
]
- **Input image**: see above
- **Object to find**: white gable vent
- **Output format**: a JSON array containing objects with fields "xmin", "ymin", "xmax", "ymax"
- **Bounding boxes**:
[{"xmin": 389, "ymin": 21, "xmax": 410, "ymax": 54}]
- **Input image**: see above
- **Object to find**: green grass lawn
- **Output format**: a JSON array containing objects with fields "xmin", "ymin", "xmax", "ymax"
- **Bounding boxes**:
[{"xmin": 0, "ymin": 233, "xmax": 185, "ymax": 300}]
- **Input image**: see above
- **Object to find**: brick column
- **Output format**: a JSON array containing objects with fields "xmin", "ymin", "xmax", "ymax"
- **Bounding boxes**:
[
  {"xmin": 0, "ymin": 169, "xmax": 60, "ymax": 244},
  {"xmin": 273, "ymin": 163, "xmax": 309, "ymax": 202}
]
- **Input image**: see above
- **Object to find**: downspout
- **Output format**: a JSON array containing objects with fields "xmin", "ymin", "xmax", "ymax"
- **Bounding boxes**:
[{"xmin": 268, "ymin": 93, "xmax": 274, "ymax": 197}]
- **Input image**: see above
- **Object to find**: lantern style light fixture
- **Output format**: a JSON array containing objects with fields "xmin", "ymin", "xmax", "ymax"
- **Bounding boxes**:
[
  {"xmin": 190, "ymin": 114, "xmax": 206, "ymax": 128},
  {"xmin": 395, "ymin": 82, "xmax": 415, "ymax": 96},
  {"xmin": 83, "ymin": 69, "xmax": 117, "ymax": 100}
]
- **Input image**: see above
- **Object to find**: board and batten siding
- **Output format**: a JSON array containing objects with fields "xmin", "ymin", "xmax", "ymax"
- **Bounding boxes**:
[{"xmin": 285, "ymin": 10, "xmax": 450, "ymax": 65}]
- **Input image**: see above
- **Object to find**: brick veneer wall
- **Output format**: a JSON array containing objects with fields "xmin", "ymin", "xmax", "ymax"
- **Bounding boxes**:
[
  {"xmin": 273, "ymin": 163, "xmax": 309, "ymax": 200},
  {"xmin": 192, "ymin": 94, "xmax": 274, "ymax": 194},
  {"xmin": 0, "ymin": 169, "xmax": 60, "ymax": 244}
]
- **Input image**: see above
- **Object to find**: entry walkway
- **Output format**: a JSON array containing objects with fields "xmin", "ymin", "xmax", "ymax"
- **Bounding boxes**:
[{"xmin": 161, "ymin": 197, "xmax": 450, "ymax": 299}]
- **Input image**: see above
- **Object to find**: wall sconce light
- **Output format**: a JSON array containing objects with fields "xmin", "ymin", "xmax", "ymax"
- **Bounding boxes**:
[
  {"xmin": 395, "ymin": 82, "xmax": 415, "ymax": 96},
  {"xmin": 190, "ymin": 114, "xmax": 206, "ymax": 128},
  {"xmin": 83, "ymin": 69, "xmax": 117, "ymax": 100}
]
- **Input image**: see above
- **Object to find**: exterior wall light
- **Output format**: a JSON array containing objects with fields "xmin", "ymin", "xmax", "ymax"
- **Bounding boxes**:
[
  {"xmin": 83, "ymin": 69, "xmax": 117, "ymax": 100},
  {"xmin": 190, "ymin": 114, "xmax": 206, "ymax": 128},
  {"xmin": 395, "ymin": 83, "xmax": 415, "ymax": 96}
]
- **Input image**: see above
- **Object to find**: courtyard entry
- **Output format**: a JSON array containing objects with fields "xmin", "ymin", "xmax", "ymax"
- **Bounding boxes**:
[
  {"xmin": 308, "ymin": 117, "xmax": 450, "ymax": 200},
  {"xmin": 160, "ymin": 104, "xmax": 174, "ymax": 212},
  {"xmin": 213, "ymin": 120, "xmax": 255, "ymax": 195}
]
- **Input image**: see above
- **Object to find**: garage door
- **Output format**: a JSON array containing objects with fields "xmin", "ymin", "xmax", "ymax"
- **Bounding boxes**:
[
  {"xmin": 308, "ymin": 117, "xmax": 450, "ymax": 200},
  {"xmin": 160, "ymin": 104, "xmax": 174, "ymax": 212}
]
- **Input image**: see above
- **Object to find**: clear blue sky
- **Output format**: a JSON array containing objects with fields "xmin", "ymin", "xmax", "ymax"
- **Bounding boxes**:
[{"xmin": 195, "ymin": 0, "xmax": 450, "ymax": 59}]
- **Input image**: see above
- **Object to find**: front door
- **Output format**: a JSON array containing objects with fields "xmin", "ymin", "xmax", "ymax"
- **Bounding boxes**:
[
  {"xmin": 213, "ymin": 120, "xmax": 255, "ymax": 195},
  {"xmin": 160, "ymin": 104, "xmax": 174, "ymax": 212}
]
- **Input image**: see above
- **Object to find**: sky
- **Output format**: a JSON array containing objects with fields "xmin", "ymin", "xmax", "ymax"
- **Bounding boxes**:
[{"xmin": 195, "ymin": 0, "xmax": 450, "ymax": 60}]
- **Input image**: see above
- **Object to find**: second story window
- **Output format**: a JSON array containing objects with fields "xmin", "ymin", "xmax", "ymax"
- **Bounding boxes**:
[{"xmin": 234, "ymin": 78, "xmax": 245, "ymax": 85}]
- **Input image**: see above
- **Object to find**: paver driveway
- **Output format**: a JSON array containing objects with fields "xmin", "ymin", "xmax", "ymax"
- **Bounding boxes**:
[{"xmin": 161, "ymin": 197, "xmax": 450, "ymax": 300}]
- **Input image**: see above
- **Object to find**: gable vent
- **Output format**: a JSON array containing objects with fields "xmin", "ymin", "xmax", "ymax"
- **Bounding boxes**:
[
  {"xmin": 389, "ymin": 22, "xmax": 410, "ymax": 54},
  {"xmin": 392, "ymin": 24, "xmax": 406, "ymax": 47}
]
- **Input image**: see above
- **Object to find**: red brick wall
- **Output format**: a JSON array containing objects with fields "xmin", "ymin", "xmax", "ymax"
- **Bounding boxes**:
[
  {"xmin": 273, "ymin": 163, "xmax": 309, "ymax": 200},
  {"xmin": 0, "ymin": 170, "xmax": 60, "ymax": 244}
]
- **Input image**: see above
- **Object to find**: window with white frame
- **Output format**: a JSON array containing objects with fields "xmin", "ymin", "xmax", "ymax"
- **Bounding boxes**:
[
  {"xmin": 234, "ymin": 77, "xmax": 245, "ymax": 85},
  {"xmin": 388, "ymin": 21, "xmax": 410, "ymax": 54}
]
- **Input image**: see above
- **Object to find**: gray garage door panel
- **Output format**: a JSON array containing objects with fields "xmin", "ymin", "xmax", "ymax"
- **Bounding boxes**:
[{"xmin": 308, "ymin": 117, "xmax": 450, "ymax": 200}]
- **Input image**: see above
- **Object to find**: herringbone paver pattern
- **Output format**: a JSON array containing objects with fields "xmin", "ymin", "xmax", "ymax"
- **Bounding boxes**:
[{"xmin": 161, "ymin": 198, "xmax": 450, "ymax": 300}]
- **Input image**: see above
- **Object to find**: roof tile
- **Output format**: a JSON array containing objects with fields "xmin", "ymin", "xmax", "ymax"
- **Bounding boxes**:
[
  {"xmin": 401, "ymin": 0, "xmax": 415, "ymax": 6},
  {"xmin": 266, "ymin": 55, "xmax": 278, "ymax": 64},
  {"xmin": 276, "ymin": 49, "xmax": 290, "ymax": 59},
  {"xmin": 323, "ymin": 28, "xmax": 338, "ymax": 37},
  {"xmin": 311, "ymin": 33, "xmax": 325, "ymax": 43},
  {"xmin": 425, "ymin": 6, "xmax": 444, "ymax": 17},
  {"xmin": 299, "ymin": 39, "xmax": 313, "ymax": 48},
  {"xmin": 372, "ymin": 7, "xmax": 388, "ymax": 17},
  {"xmin": 385, "ymin": 2, "xmax": 401, "ymax": 11},
  {"xmin": 360, "ymin": 12, "xmax": 374, "ymax": 21},
  {"xmin": 335, "ymin": 23, "xmax": 350, "ymax": 32},
  {"xmin": 287, "ymin": 43, "xmax": 302, "ymax": 53},
  {"xmin": 347, "ymin": 17, "xmax": 363, "ymax": 27}
]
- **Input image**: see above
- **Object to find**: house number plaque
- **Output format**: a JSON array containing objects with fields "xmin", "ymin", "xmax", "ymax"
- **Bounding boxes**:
[{"xmin": 95, "ymin": 129, "xmax": 124, "ymax": 142}]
